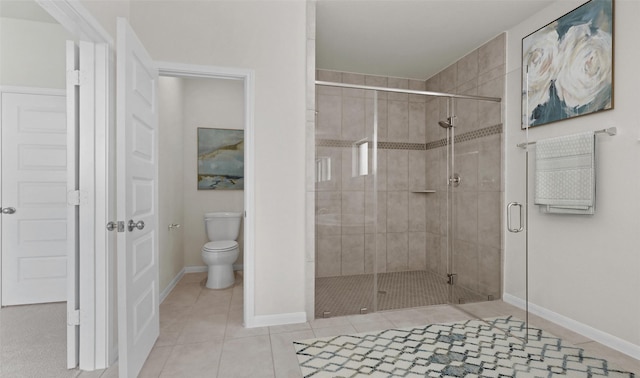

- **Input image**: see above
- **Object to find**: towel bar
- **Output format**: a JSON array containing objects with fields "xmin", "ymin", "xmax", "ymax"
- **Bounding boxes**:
[{"xmin": 517, "ymin": 127, "xmax": 616, "ymax": 148}]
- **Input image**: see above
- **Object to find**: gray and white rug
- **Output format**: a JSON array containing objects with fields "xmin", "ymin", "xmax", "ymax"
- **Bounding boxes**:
[{"xmin": 294, "ymin": 316, "xmax": 636, "ymax": 377}]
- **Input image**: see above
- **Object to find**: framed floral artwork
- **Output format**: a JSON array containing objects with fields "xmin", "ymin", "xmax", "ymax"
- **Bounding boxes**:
[{"xmin": 522, "ymin": 0, "xmax": 613, "ymax": 128}]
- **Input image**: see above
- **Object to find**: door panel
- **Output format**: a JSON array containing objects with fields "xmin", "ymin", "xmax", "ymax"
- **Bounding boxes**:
[
  {"xmin": 1, "ymin": 92, "xmax": 67, "ymax": 306},
  {"xmin": 116, "ymin": 17, "xmax": 159, "ymax": 378}
]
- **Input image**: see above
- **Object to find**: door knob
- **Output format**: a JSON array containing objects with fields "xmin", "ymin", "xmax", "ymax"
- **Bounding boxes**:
[
  {"xmin": 1, "ymin": 207, "xmax": 16, "ymax": 215},
  {"xmin": 127, "ymin": 219, "xmax": 145, "ymax": 232}
]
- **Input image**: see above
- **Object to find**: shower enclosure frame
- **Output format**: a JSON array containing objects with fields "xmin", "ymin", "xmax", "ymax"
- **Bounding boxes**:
[{"xmin": 315, "ymin": 79, "xmax": 503, "ymax": 318}]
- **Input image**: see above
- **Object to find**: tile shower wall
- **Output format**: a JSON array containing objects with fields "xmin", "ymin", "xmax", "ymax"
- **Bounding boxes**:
[
  {"xmin": 315, "ymin": 33, "xmax": 505, "ymax": 301},
  {"xmin": 424, "ymin": 33, "xmax": 505, "ymax": 299},
  {"xmin": 315, "ymin": 70, "xmax": 429, "ymax": 277}
]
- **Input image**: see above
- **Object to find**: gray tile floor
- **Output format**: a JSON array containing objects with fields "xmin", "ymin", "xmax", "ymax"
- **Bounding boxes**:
[
  {"xmin": 2, "ymin": 272, "xmax": 639, "ymax": 377},
  {"xmin": 315, "ymin": 270, "xmax": 486, "ymax": 318}
]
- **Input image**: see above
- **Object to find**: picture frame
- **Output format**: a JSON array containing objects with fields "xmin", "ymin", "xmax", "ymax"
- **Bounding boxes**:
[
  {"xmin": 521, "ymin": 0, "xmax": 613, "ymax": 129},
  {"xmin": 197, "ymin": 127, "xmax": 244, "ymax": 190}
]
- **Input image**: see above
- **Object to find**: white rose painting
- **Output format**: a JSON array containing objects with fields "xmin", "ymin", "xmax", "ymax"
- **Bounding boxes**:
[
  {"xmin": 197, "ymin": 128, "xmax": 244, "ymax": 190},
  {"xmin": 522, "ymin": 0, "xmax": 613, "ymax": 128}
]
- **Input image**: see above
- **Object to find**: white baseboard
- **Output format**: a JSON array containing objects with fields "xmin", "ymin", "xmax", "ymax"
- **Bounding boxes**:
[
  {"xmin": 503, "ymin": 293, "xmax": 640, "ymax": 360},
  {"xmin": 161, "ymin": 266, "xmax": 304, "ymax": 330},
  {"xmin": 184, "ymin": 264, "xmax": 244, "ymax": 273},
  {"xmin": 245, "ymin": 312, "xmax": 307, "ymax": 328},
  {"xmin": 184, "ymin": 265, "xmax": 207, "ymax": 273},
  {"xmin": 160, "ymin": 268, "xmax": 186, "ymax": 303}
]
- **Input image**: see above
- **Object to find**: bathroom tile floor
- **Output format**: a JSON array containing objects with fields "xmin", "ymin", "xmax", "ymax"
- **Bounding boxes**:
[
  {"xmin": 3, "ymin": 272, "xmax": 638, "ymax": 377},
  {"xmin": 135, "ymin": 272, "xmax": 639, "ymax": 377}
]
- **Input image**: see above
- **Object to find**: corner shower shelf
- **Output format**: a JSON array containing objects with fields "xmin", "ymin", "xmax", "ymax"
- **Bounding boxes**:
[{"xmin": 411, "ymin": 190, "xmax": 436, "ymax": 193}]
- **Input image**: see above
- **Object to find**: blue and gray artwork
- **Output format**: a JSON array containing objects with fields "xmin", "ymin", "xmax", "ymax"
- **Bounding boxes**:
[
  {"xmin": 197, "ymin": 128, "xmax": 244, "ymax": 190},
  {"xmin": 522, "ymin": 0, "xmax": 612, "ymax": 127}
]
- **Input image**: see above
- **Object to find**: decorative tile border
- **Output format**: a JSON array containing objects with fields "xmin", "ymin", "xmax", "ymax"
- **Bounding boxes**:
[
  {"xmin": 426, "ymin": 123, "xmax": 503, "ymax": 150},
  {"xmin": 378, "ymin": 141, "xmax": 425, "ymax": 151},
  {"xmin": 316, "ymin": 124, "xmax": 502, "ymax": 151}
]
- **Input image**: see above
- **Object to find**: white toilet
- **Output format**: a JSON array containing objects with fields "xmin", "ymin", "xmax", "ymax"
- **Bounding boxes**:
[{"xmin": 201, "ymin": 212, "xmax": 242, "ymax": 289}]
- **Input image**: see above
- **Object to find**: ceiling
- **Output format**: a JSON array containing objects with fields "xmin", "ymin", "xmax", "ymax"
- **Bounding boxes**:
[
  {"xmin": 2, "ymin": 0, "xmax": 558, "ymax": 80},
  {"xmin": 316, "ymin": 0, "xmax": 557, "ymax": 80}
]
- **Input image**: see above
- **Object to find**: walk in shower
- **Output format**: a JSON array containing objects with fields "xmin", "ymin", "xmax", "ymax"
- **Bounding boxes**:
[{"xmin": 314, "ymin": 64, "xmax": 504, "ymax": 318}]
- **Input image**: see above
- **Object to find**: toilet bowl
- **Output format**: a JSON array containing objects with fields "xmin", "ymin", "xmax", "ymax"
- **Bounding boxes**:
[
  {"xmin": 201, "ymin": 212, "xmax": 242, "ymax": 289},
  {"xmin": 201, "ymin": 241, "xmax": 239, "ymax": 289}
]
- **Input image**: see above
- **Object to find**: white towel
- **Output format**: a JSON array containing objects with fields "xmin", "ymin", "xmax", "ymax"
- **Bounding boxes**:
[{"xmin": 534, "ymin": 131, "xmax": 595, "ymax": 215}]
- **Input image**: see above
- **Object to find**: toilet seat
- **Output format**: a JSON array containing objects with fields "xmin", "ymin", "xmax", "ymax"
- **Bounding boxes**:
[{"xmin": 203, "ymin": 240, "xmax": 238, "ymax": 253}]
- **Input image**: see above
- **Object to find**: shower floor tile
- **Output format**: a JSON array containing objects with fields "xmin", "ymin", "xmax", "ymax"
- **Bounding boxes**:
[{"xmin": 315, "ymin": 270, "xmax": 486, "ymax": 318}]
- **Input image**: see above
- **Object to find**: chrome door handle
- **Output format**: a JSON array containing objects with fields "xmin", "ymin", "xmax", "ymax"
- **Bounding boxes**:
[
  {"xmin": 507, "ymin": 202, "xmax": 524, "ymax": 233},
  {"xmin": 127, "ymin": 219, "xmax": 145, "ymax": 232},
  {"xmin": 1, "ymin": 207, "xmax": 16, "ymax": 215},
  {"xmin": 106, "ymin": 221, "xmax": 117, "ymax": 231}
]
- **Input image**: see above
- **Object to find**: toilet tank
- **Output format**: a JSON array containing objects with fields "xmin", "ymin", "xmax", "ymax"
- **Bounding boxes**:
[{"xmin": 204, "ymin": 212, "xmax": 242, "ymax": 241}]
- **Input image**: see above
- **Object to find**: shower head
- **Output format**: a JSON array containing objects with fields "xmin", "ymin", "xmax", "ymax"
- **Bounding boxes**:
[{"xmin": 438, "ymin": 118, "xmax": 454, "ymax": 129}]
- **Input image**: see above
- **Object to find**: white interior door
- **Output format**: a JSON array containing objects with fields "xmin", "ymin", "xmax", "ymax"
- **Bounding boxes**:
[
  {"xmin": 1, "ymin": 90, "xmax": 68, "ymax": 306},
  {"xmin": 116, "ymin": 17, "xmax": 159, "ymax": 378}
]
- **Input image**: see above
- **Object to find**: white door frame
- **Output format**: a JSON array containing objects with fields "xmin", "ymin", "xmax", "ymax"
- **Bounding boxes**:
[
  {"xmin": 35, "ymin": 0, "xmax": 114, "ymax": 370},
  {"xmin": 156, "ymin": 62, "xmax": 256, "ymax": 327}
]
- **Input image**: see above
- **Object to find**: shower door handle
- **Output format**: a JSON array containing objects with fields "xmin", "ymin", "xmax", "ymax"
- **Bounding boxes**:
[{"xmin": 507, "ymin": 202, "xmax": 524, "ymax": 233}]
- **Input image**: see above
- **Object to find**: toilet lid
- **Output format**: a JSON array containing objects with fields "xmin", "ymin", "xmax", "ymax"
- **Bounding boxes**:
[{"xmin": 203, "ymin": 240, "xmax": 237, "ymax": 252}]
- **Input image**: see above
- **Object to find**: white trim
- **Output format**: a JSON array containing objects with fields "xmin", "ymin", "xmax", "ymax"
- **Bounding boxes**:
[
  {"xmin": 184, "ymin": 265, "xmax": 207, "ymax": 273},
  {"xmin": 0, "ymin": 86, "xmax": 66, "ymax": 96},
  {"xmin": 65, "ymin": 41, "xmax": 80, "ymax": 369},
  {"xmin": 243, "ymin": 71, "xmax": 256, "ymax": 329},
  {"xmin": 160, "ymin": 269, "xmax": 185, "ymax": 303},
  {"xmin": 34, "ymin": 0, "xmax": 113, "ymax": 371},
  {"xmin": 184, "ymin": 264, "xmax": 244, "ymax": 273},
  {"xmin": 503, "ymin": 293, "xmax": 640, "ymax": 360},
  {"xmin": 78, "ymin": 40, "xmax": 97, "ymax": 371},
  {"xmin": 36, "ymin": 0, "xmax": 113, "ymax": 46},
  {"xmin": 156, "ymin": 61, "xmax": 257, "ymax": 330},
  {"xmin": 90, "ymin": 42, "xmax": 110, "ymax": 370},
  {"xmin": 250, "ymin": 312, "xmax": 308, "ymax": 328}
]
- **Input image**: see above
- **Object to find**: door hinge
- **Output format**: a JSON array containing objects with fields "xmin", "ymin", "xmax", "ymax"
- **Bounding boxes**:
[
  {"xmin": 68, "ymin": 309, "xmax": 80, "ymax": 326},
  {"xmin": 67, "ymin": 69, "xmax": 84, "ymax": 86},
  {"xmin": 67, "ymin": 190, "xmax": 82, "ymax": 206}
]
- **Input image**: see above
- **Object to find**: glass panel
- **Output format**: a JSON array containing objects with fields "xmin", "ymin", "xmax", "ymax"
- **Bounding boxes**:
[
  {"xmin": 314, "ymin": 85, "xmax": 377, "ymax": 318},
  {"xmin": 375, "ymin": 91, "xmax": 451, "ymax": 312},
  {"xmin": 448, "ymin": 96, "xmax": 508, "ymax": 312},
  {"xmin": 314, "ymin": 80, "xmax": 525, "ymax": 333}
]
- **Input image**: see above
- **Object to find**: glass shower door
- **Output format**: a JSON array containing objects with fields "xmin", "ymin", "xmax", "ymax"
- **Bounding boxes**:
[
  {"xmin": 314, "ymin": 84, "xmax": 378, "ymax": 318},
  {"xmin": 446, "ymin": 95, "xmax": 506, "ymax": 309}
]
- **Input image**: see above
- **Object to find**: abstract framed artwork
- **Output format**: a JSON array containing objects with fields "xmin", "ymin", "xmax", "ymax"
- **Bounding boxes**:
[
  {"xmin": 522, "ymin": 0, "xmax": 613, "ymax": 129},
  {"xmin": 197, "ymin": 127, "xmax": 244, "ymax": 190}
]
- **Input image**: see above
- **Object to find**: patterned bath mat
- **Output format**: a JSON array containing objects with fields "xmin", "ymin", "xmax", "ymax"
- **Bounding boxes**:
[{"xmin": 294, "ymin": 316, "xmax": 636, "ymax": 377}]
